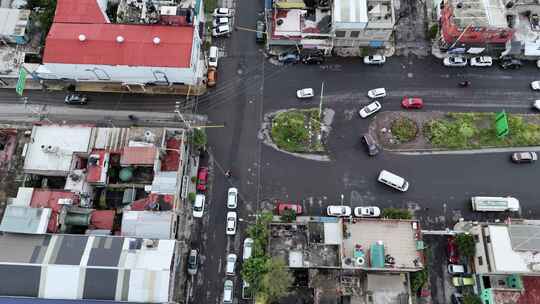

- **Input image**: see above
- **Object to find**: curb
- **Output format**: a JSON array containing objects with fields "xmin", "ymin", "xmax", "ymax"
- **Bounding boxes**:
[{"xmin": 387, "ymin": 146, "xmax": 540, "ymax": 155}]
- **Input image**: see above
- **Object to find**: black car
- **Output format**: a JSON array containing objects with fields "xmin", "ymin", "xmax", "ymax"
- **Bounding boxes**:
[
  {"xmin": 361, "ymin": 134, "xmax": 379, "ymax": 156},
  {"xmin": 302, "ymin": 55, "xmax": 324, "ymax": 65},
  {"xmin": 64, "ymin": 93, "xmax": 88, "ymax": 104},
  {"xmin": 499, "ymin": 58, "xmax": 523, "ymax": 69},
  {"xmin": 256, "ymin": 20, "xmax": 266, "ymax": 43},
  {"xmin": 451, "ymin": 293, "xmax": 463, "ymax": 304}
]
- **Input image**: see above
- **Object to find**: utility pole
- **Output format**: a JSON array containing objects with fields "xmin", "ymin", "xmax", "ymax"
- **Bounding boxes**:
[{"xmin": 318, "ymin": 81, "xmax": 324, "ymax": 121}]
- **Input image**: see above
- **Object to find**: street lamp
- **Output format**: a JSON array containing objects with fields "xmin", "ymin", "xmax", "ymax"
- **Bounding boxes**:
[{"xmin": 340, "ymin": 194, "xmax": 344, "ymax": 206}]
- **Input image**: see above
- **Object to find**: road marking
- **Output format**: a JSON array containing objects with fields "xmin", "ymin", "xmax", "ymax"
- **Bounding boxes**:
[{"xmin": 426, "ymin": 102, "xmax": 531, "ymax": 108}]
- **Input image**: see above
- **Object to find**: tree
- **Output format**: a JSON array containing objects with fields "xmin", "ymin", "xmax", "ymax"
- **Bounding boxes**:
[
  {"xmin": 382, "ymin": 208, "xmax": 412, "ymax": 220},
  {"xmin": 260, "ymin": 258, "xmax": 293, "ymax": 301},
  {"xmin": 241, "ymin": 256, "xmax": 268, "ymax": 292},
  {"xmin": 456, "ymin": 233, "xmax": 475, "ymax": 257},
  {"xmin": 280, "ymin": 208, "xmax": 297, "ymax": 222},
  {"xmin": 463, "ymin": 294, "xmax": 482, "ymax": 304},
  {"xmin": 191, "ymin": 128, "xmax": 207, "ymax": 151},
  {"xmin": 25, "ymin": 0, "xmax": 57, "ymax": 36}
]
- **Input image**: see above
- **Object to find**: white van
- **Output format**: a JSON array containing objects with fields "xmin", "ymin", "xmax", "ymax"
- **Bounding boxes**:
[
  {"xmin": 471, "ymin": 196, "xmax": 520, "ymax": 212},
  {"xmin": 209, "ymin": 46, "xmax": 219, "ymax": 68},
  {"xmin": 378, "ymin": 170, "xmax": 409, "ymax": 192}
]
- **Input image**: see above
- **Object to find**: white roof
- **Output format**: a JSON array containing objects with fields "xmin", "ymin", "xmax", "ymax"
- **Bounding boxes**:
[
  {"xmin": 0, "ymin": 8, "xmax": 29, "ymax": 37},
  {"xmin": 324, "ymin": 222, "xmax": 342, "ymax": 245},
  {"xmin": 24, "ymin": 125, "xmax": 92, "ymax": 174},
  {"xmin": 333, "ymin": 0, "xmax": 368, "ymax": 26},
  {"xmin": 42, "ymin": 265, "xmax": 81, "ymax": 299},
  {"xmin": 489, "ymin": 225, "xmax": 529, "ymax": 273},
  {"xmin": 289, "ymin": 250, "xmax": 303, "ymax": 267},
  {"xmin": 121, "ymin": 211, "xmax": 175, "ymax": 239}
]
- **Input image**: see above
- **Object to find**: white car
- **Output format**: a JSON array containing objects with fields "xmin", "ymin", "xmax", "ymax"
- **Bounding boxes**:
[
  {"xmin": 353, "ymin": 206, "xmax": 381, "ymax": 217},
  {"xmin": 443, "ymin": 56, "xmax": 467, "ymax": 67},
  {"xmin": 367, "ymin": 88, "xmax": 386, "ymax": 99},
  {"xmin": 212, "ymin": 25, "xmax": 231, "ymax": 37},
  {"xmin": 193, "ymin": 194, "xmax": 205, "ymax": 218},
  {"xmin": 213, "ymin": 7, "xmax": 233, "ymax": 17},
  {"xmin": 243, "ymin": 238, "xmax": 253, "ymax": 260},
  {"xmin": 227, "ymin": 187, "xmax": 238, "ymax": 209},
  {"xmin": 363, "ymin": 55, "xmax": 386, "ymax": 65},
  {"xmin": 226, "ymin": 211, "xmax": 237, "ymax": 235},
  {"xmin": 326, "ymin": 205, "xmax": 352, "ymax": 217},
  {"xmin": 470, "ymin": 56, "xmax": 492, "ymax": 67},
  {"xmin": 448, "ymin": 264, "xmax": 465, "ymax": 274},
  {"xmin": 212, "ymin": 17, "xmax": 229, "ymax": 28},
  {"xmin": 223, "ymin": 280, "xmax": 233, "ymax": 303},
  {"xmin": 358, "ymin": 101, "xmax": 382, "ymax": 118},
  {"xmin": 225, "ymin": 253, "xmax": 237, "ymax": 275},
  {"xmin": 531, "ymin": 81, "xmax": 540, "ymax": 91},
  {"xmin": 296, "ymin": 88, "xmax": 314, "ymax": 99},
  {"xmin": 533, "ymin": 100, "xmax": 540, "ymax": 110}
]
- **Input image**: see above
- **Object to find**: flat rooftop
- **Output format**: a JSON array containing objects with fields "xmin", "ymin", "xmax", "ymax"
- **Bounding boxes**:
[
  {"xmin": 450, "ymin": 0, "xmax": 507, "ymax": 28},
  {"xmin": 342, "ymin": 219, "xmax": 422, "ymax": 270}
]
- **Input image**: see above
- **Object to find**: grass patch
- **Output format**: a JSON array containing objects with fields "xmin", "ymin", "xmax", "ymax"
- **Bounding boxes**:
[
  {"xmin": 391, "ymin": 117, "xmax": 418, "ymax": 142},
  {"xmin": 424, "ymin": 112, "xmax": 540, "ymax": 149},
  {"xmin": 204, "ymin": 0, "xmax": 217, "ymax": 14},
  {"xmin": 271, "ymin": 109, "xmax": 324, "ymax": 153}
]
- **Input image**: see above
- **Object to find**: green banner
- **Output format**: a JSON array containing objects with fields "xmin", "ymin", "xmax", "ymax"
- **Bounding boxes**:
[
  {"xmin": 495, "ymin": 111, "xmax": 509, "ymax": 138},
  {"xmin": 15, "ymin": 67, "xmax": 27, "ymax": 96}
]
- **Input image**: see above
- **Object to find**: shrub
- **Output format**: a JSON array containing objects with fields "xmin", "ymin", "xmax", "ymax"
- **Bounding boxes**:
[
  {"xmin": 280, "ymin": 208, "xmax": 297, "ymax": 222},
  {"xmin": 382, "ymin": 208, "xmax": 412, "ymax": 219},
  {"xmin": 456, "ymin": 233, "xmax": 475, "ymax": 257},
  {"xmin": 427, "ymin": 24, "xmax": 439, "ymax": 40},
  {"xmin": 271, "ymin": 111, "xmax": 309, "ymax": 152},
  {"xmin": 391, "ymin": 117, "xmax": 418, "ymax": 142},
  {"xmin": 188, "ymin": 192, "xmax": 196, "ymax": 203}
]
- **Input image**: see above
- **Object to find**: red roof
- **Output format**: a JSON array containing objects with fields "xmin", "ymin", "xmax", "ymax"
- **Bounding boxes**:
[
  {"xmin": 90, "ymin": 210, "xmax": 115, "ymax": 230},
  {"xmin": 130, "ymin": 194, "xmax": 174, "ymax": 211},
  {"xmin": 30, "ymin": 189, "xmax": 76, "ymax": 233},
  {"xmin": 43, "ymin": 23, "xmax": 194, "ymax": 68},
  {"xmin": 54, "ymin": 0, "xmax": 108, "ymax": 24},
  {"xmin": 87, "ymin": 150, "xmax": 108, "ymax": 183},
  {"xmin": 120, "ymin": 146, "xmax": 158, "ymax": 165}
]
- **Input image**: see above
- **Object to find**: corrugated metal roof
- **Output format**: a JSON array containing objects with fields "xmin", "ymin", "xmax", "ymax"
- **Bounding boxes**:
[
  {"xmin": 53, "ymin": 0, "xmax": 108, "ymax": 24},
  {"xmin": 151, "ymin": 171, "xmax": 178, "ymax": 195},
  {"xmin": 0, "ymin": 205, "xmax": 51, "ymax": 234},
  {"xmin": 121, "ymin": 211, "xmax": 174, "ymax": 239},
  {"xmin": 333, "ymin": 0, "xmax": 368, "ymax": 25}
]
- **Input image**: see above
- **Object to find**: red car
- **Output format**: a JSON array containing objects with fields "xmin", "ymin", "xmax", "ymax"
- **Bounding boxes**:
[
  {"xmin": 276, "ymin": 202, "xmax": 303, "ymax": 215},
  {"xmin": 196, "ymin": 167, "xmax": 208, "ymax": 191},
  {"xmin": 447, "ymin": 236, "xmax": 460, "ymax": 264},
  {"xmin": 401, "ymin": 97, "xmax": 424, "ymax": 109}
]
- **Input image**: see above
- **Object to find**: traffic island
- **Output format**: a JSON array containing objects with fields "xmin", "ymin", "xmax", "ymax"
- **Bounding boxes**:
[
  {"xmin": 259, "ymin": 108, "xmax": 333, "ymax": 161},
  {"xmin": 371, "ymin": 111, "xmax": 540, "ymax": 151}
]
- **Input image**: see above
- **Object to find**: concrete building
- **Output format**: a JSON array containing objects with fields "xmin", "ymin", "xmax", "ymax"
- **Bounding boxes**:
[
  {"xmin": 439, "ymin": 0, "xmax": 512, "ymax": 53},
  {"xmin": 0, "ymin": 8, "xmax": 31, "ymax": 44}
]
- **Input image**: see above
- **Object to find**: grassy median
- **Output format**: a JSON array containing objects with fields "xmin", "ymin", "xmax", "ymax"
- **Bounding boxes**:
[{"xmin": 271, "ymin": 109, "xmax": 324, "ymax": 153}]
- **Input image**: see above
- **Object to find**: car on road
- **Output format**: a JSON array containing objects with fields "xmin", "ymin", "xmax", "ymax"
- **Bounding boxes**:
[
  {"xmin": 363, "ymin": 55, "xmax": 386, "ymax": 65},
  {"xmin": 533, "ymin": 100, "xmax": 540, "ymax": 110},
  {"xmin": 256, "ymin": 20, "xmax": 266, "ymax": 43},
  {"xmin": 65, "ymin": 93, "xmax": 88, "ymax": 104},
  {"xmin": 276, "ymin": 202, "xmax": 303, "ymax": 215},
  {"xmin": 212, "ymin": 17, "xmax": 229, "ymax": 27},
  {"xmin": 452, "ymin": 276, "xmax": 475, "ymax": 287},
  {"xmin": 212, "ymin": 25, "xmax": 231, "ymax": 37},
  {"xmin": 296, "ymin": 88, "xmax": 314, "ymax": 99},
  {"xmin": 443, "ymin": 56, "xmax": 467, "ymax": 67},
  {"xmin": 470, "ymin": 56, "xmax": 493, "ymax": 67},
  {"xmin": 212, "ymin": 7, "xmax": 233, "ymax": 17},
  {"xmin": 226, "ymin": 211, "xmax": 237, "ymax": 235},
  {"xmin": 358, "ymin": 101, "xmax": 382, "ymax": 118},
  {"xmin": 367, "ymin": 88, "xmax": 386, "ymax": 99},
  {"xmin": 196, "ymin": 167, "xmax": 208, "ymax": 191},
  {"xmin": 278, "ymin": 53, "xmax": 300, "ymax": 64},
  {"xmin": 326, "ymin": 205, "xmax": 352, "ymax": 217},
  {"xmin": 193, "ymin": 194, "xmax": 205, "ymax": 218},
  {"xmin": 225, "ymin": 253, "xmax": 237, "ymax": 275},
  {"xmin": 531, "ymin": 81, "xmax": 540, "ymax": 91},
  {"xmin": 511, "ymin": 152, "xmax": 537, "ymax": 163},
  {"xmin": 227, "ymin": 187, "xmax": 238, "ymax": 208},
  {"xmin": 223, "ymin": 280, "xmax": 233, "ymax": 303},
  {"xmin": 499, "ymin": 58, "xmax": 523, "ymax": 69},
  {"xmin": 243, "ymin": 238, "xmax": 253, "ymax": 260},
  {"xmin": 302, "ymin": 54, "xmax": 324, "ymax": 64},
  {"xmin": 447, "ymin": 236, "xmax": 460, "ymax": 264},
  {"xmin": 401, "ymin": 97, "xmax": 424, "ymax": 109},
  {"xmin": 187, "ymin": 249, "xmax": 198, "ymax": 275},
  {"xmin": 361, "ymin": 134, "xmax": 380, "ymax": 156},
  {"xmin": 448, "ymin": 264, "xmax": 465, "ymax": 274},
  {"xmin": 353, "ymin": 206, "xmax": 381, "ymax": 217}
]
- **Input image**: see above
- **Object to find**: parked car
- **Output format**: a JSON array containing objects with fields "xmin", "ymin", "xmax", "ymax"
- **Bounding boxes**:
[
  {"xmin": 511, "ymin": 151, "xmax": 537, "ymax": 163},
  {"xmin": 223, "ymin": 280, "xmax": 234, "ymax": 303},
  {"xmin": 193, "ymin": 194, "xmax": 205, "ymax": 218},
  {"xmin": 353, "ymin": 206, "xmax": 381, "ymax": 217},
  {"xmin": 278, "ymin": 53, "xmax": 300, "ymax": 64},
  {"xmin": 296, "ymin": 88, "xmax": 314, "ymax": 99},
  {"xmin": 302, "ymin": 55, "xmax": 324, "ymax": 64},
  {"xmin": 276, "ymin": 202, "xmax": 303, "ymax": 215},
  {"xmin": 65, "ymin": 93, "xmax": 88, "ymax": 104},
  {"xmin": 401, "ymin": 97, "xmax": 424, "ymax": 109},
  {"xmin": 443, "ymin": 56, "xmax": 467, "ymax": 67},
  {"xmin": 212, "ymin": 17, "xmax": 229, "ymax": 27},
  {"xmin": 225, "ymin": 253, "xmax": 237, "ymax": 275},
  {"xmin": 447, "ymin": 236, "xmax": 460, "ymax": 264},
  {"xmin": 358, "ymin": 101, "xmax": 382, "ymax": 118},
  {"xmin": 367, "ymin": 88, "xmax": 386, "ymax": 99},
  {"xmin": 363, "ymin": 55, "xmax": 386, "ymax": 65},
  {"xmin": 533, "ymin": 100, "xmax": 540, "ymax": 110},
  {"xmin": 361, "ymin": 134, "xmax": 380, "ymax": 156},
  {"xmin": 243, "ymin": 238, "xmax": 253, "ymax": 260},
  {"xmin": 226, "ymin": 211, "xmax": 237, "ymax": 235},
  {"xmin": 326, "ymin": 205, "xmax": 352, "ymax": 217},
  {"xmin": 531, "ymin": 81, "xmax": 540, "ymax": 90},
  {"xmin": 470, "ymin": 56, "xmax": 493, "ymax": 67},
  {"xmin": 196, "ymin": 167, "xmax": 208, "ymax": 191},
  {"xmin": 452, "ymin": 276, "xmax": 475, "ymax": 287},
  {"xmin": 227, "ymin": 187, "xmax": 238, "ymax": 209},
  {"xmin": 242, "ymin": 280, "xmax": 252, "ymax": 299},
  {"xmin": 499, "ymin": 58, "xmax": 523, "ymax": 69},
  {"xmin": 448, "ymin": 264, "xmax": 465, "ymax": 274},
  {"xmin": 187, "ymin": 249, "xmax": 198, "ymax": 275},
  {"xmin": 256, "ymin": 20, "xmax": 266, "ymax": 43},
  {"xmin": 212, "ymin": 25, "xmax": 231, "ymax": 37},
  {"xmin": 212, "ymin": 7, "xmax": 233, "ymax": 17},
  {"xmin": 207, "ymin": 67, "xmax": 217, "ymax": 87},
  {"xmin": 451, "ymin": 293, "xmax": 464, "ymax": 304}
]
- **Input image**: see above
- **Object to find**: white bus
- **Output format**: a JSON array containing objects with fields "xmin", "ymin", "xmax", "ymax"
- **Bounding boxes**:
[{"xmin": 471, "ymin": 196, "xmax": 520, "ymax": 212}]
